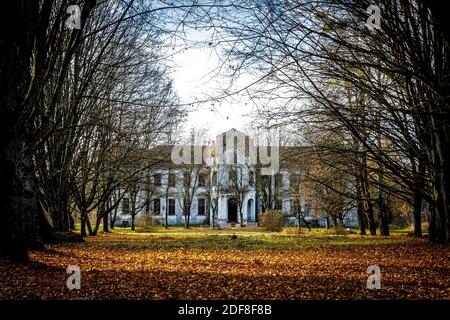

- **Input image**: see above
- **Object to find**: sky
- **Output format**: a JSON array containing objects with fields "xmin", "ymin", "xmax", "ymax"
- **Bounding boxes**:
[{"xmin": 168, "ymin": 29, "xmax": 256, "ymax": 141}]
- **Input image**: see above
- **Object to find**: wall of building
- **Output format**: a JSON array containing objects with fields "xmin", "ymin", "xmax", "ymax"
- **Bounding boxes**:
[{"xmin": 112, "ymin": 129, "xmax": 360, "ymax": 229}]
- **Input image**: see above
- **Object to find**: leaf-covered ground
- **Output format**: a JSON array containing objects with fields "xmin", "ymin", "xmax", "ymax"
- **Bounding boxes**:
[{"xmin": 0, "ymin": 228, "xmax": 449, "ymax": 300}]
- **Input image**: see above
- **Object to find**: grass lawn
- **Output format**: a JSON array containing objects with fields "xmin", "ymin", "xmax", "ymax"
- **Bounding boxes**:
[{"xmin": 0, "ymin": 227, "xmax": 449, "ymax": 299}]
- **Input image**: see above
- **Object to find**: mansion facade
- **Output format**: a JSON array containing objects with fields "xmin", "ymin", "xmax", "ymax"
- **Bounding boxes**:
[{"xmin": 115, "ymin": 129, "xmax": 358, "ymax": 228}]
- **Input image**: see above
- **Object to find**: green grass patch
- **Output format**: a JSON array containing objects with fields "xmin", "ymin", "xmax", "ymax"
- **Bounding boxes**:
[{"xmin": 80, "ymin": 227, "xmax": 411, "ymax": 250}]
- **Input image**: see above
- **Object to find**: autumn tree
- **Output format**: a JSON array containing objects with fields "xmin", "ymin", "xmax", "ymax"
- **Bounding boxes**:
[
  {"xmin": 0, "ymin": 0, "xmax": 187, "ymax": 259},
  {"xmin": 0, "ymin": 0, "xmax": 96, "ymax": 260}
]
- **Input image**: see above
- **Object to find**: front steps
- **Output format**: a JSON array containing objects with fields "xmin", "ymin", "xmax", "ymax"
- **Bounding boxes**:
[{"xmin": 216, "ymin": 221, "xmax": 258, "ymax": 229}]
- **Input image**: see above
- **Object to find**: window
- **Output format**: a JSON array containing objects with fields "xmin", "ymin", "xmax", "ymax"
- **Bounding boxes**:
[
  {"xmin": 153, "ymin": 199, "xmax": 160, "ymax": 214},
  {"xmin": 198, "ymin": 173, "xmax": 206, "ymax": 187},
  {"xmin": 198, "ymin": 198, "xmax": 206, "ymax": 216},
  {"xmin": 168, "ymin": 173, "xmax": 176, "ymax": 187},
  {"xmin": 153, "ymin": 173, "xmax": 161, "ymax": 186},
  {"xmin": 249, "ymin": 171, "xmax": 254, "ymax": 187},
  {"xmin": 122, "ymin": 197, "xmax": 129, "ymax": 213},
  {"xmin": 168, "ymin": 199, "xmax": 176, "ymax": 215},
  {"xmin": 229, "ymin": 170, "xmax": 237, "ymax": 185}
]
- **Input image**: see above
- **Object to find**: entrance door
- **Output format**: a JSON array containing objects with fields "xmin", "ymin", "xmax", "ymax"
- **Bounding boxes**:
[{"xmin": 227, "ymin": 198, "xmax": 238, "ymax": 222}]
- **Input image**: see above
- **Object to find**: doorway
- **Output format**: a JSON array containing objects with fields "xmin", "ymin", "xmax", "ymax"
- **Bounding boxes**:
[{"xmin": 227, "ymin": 197, "xmax": 238, "ymax": 222}]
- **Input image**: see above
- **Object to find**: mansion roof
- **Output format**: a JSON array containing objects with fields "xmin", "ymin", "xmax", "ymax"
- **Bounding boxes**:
[{"xmin": 115, "ymin": 129, "xmax": 314, "ymax": 171}]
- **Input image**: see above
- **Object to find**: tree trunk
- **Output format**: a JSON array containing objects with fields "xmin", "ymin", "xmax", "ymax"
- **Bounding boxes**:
[
  {"xmin": 428, "ymin": 121, "xmax": 449, "ymax": 243},
  {"xmin": 0, "ymin": 0, "xmax": 41, "ymax": 262},
  {"xmin": 0, "ymin": 134, "xmax": 41, "ymax": 261},
  {"xmin": 332, "ymin": 215, "xmax": 338, "ymax": 228},
  {"xmin": 378, "ymin": 195, "xmax": 389, "ymax": 236},
  {"xmin": 429, "ymin": 163, "xmax": 449, "ymax": 243},
  {"xmin": 103, "ymin": 210, "xmax": 109, "ymax": 232},
  {"xmin": 357, "ymin": 199, "xmax": 366, "ymax": 235},
  {"xmin": 355, "ymin": 177, "xmax": 367, "ymax": 235},
  {"xmin": 49, "ymin": 198, "xmax": 69, "ymax": 233},
  {"xmin": 377, "ymin": 153, "xmax": 389, "ymax": 236},
  {"xmin": 81, "ymin": 216, "xmax": 87, "ymax": 237},
  {"xmin": 92, "ymin": 217, "xmax": 100, "ymax": 235},
  {"xmin": 413, "ymin": 195, "xmax": 423, "ymax": 237},
  {"xmin": 69, "ymin": 213, "xmax": 75, "ymax": 230},
  {"xmin": 36, "ymin": 200, "xmax": 56, "ymax": 243},
  {"xmin": 412, "ymin": 158, "xmax": 426, "ymax": 237},
  {"xmin": 364, "ymin": 199, "xmax": 377, "ymax": 236},
  {"xmin": 184, "ymin": 211, "xmax": 190, "ymax": 228},
  {"xmin": 86, "ymin": 217, "xmax": 94, "ymax": 236},
  {"xmin": 110, "ymin": 207, "xmax": 117, "ymax": 229},
  {"xmin": 239, "ymin": 206, "xmax": 244, "ymax": 227},
  {"xmin": 361, "ymin": 157, "xmax": 376, "ymax": 235},
  {"xmin": 184, "ymin": 203, "xmax": 191, "ymax": 228},
  {"xmin": 211, "ymin": 205, "xmax": 215, "ymax": 229},
  {"xmin": 165, "ymin": 193, "xmax": 169, "ymax": 229},
  {"xmin": 92, "ymin": 204, "xmax": 105, "ymax": 235},
  {"xmin": 131, "ymin": 215, "xmax": 136, "ymax": 231}
]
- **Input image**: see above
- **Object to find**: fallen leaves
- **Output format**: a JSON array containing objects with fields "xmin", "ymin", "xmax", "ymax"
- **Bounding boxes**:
[{"xmin": 0, "ymin": 229, "xmax": 448, "ymax": 300}]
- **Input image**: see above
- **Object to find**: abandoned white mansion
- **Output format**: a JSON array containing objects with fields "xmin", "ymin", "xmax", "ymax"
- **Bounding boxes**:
[{"xmin": 115, "ymin": 129, "xmax": 358, "ymax": 228}]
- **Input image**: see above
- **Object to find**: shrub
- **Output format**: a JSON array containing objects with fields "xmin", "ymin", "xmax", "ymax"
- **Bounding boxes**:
[
  {"xmin": 135, "ymin": 211, "xmax": 161, "ymax": 231},
  {"xmin": 259, "ymin": 210, "xmax": 284, "ymax": 232}
]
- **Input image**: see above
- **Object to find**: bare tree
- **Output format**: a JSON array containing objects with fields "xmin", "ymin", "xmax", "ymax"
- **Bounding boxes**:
[{"xmin": 184, "ymin": 0, "xmax": 449, "ymax": 242}]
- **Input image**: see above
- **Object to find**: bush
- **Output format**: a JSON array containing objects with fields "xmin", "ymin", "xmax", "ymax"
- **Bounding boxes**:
[
  {"xmin": 259, "ymin": 210, "xmax": 284, "ymax": 232},
  {"xmin": 135, "ymin": 211, "xmax": 161, "ymax": 231}
]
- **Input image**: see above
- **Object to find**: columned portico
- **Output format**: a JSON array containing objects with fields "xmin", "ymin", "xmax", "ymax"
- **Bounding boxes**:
[
  {"xmin": 247, "ymin": 198, "xmax": 254, "ymax": 221},
  {"xmin": 215, "ymin": 194, "xmax": 256, "ymax": 226}
]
